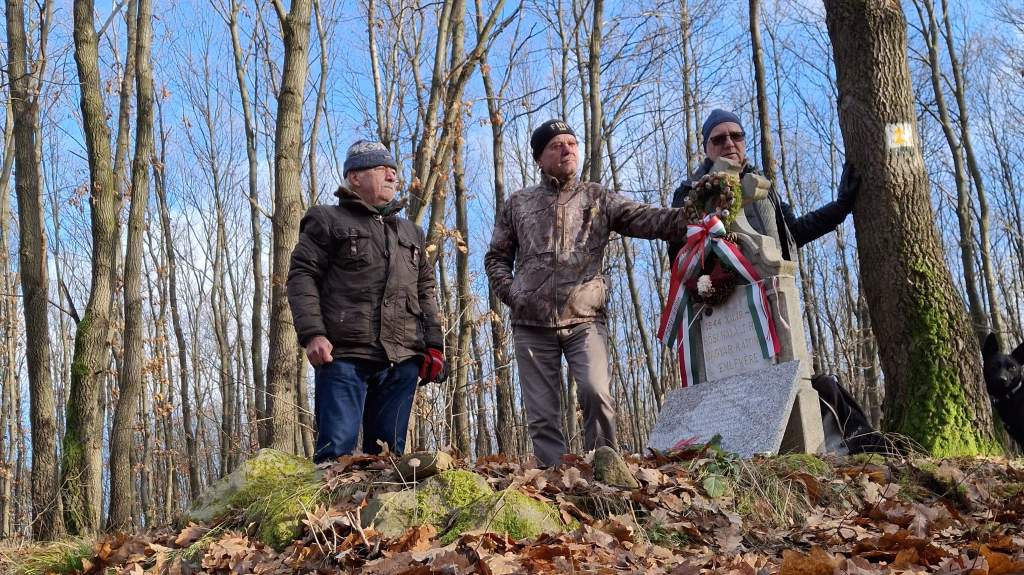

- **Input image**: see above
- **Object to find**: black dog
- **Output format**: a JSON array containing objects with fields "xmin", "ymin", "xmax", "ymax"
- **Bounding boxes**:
[{"xmin": 981, "ymin": 333, "xmax": 1024, "ymax": 449}]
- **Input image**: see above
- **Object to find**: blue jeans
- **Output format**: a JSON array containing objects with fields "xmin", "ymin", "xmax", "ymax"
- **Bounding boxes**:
[{"xmin": 313, "ymin": 357, "xmax": 419, "ymax": 463}]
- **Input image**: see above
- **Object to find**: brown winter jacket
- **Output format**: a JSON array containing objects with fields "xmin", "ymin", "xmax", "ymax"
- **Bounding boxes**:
[
  {"xmin": 287, "ymin": 187, "xmax": 443, "ymax": 363},
  {"xmin": 485, "ymin": 174, "xmax": 690, "ymax": 327}
]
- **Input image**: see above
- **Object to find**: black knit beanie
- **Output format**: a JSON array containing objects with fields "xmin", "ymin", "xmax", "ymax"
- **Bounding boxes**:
[{"xmin": 530, "ymin": 120, "xmax": 576, "ymax": 160}]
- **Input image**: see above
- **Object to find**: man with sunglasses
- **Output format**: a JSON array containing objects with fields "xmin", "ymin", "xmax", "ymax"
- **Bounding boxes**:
[{"xmin": 668, "ymin": 109, "xmax": 859, "ymax": 263}]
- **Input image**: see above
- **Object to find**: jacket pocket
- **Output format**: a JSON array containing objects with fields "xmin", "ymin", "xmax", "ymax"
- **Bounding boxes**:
[
  {"xmin": 405, "ymin": 296, "xmax": 425, "ymax": 350},
  {"xmin": 508, "ymin": 253, "xmax": 553, "ymax": 318},
  {"xmin": 396, "ymin": 234, "xmax": 420, "ymax": 275},
  {"xmin": 331, "ymin": 226, "xmax": 370, "ymax": 270},
  {"xmin": 325, "ymin": 307, "xmax": 372, "ymax": 345},
  {"xmin": 564, "ymin": 275, "xmax": 608, "ymax": 319}
]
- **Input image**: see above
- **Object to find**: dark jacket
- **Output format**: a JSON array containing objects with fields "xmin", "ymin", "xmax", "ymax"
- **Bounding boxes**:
[
  {"xmin": 287, "ymin": 187, "xmax": 443, "ymax": 363},
  {"xmin": 485, "ymin": 174, "xmax": 690, "ymax": 327},
  {"xmin": 668, "ymin": 158, "xmax": 849, "ymax": 263}
]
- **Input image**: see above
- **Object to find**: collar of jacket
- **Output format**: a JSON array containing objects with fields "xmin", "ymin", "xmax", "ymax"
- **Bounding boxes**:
[
  {"xmin": 691, "ymin": 157, "xmax": 758, "ymax": 181},
  {"xmin": 334, "ymin": 185, "xmax": 407, "ymax": 217},
  {"xmin": 539, "ymin": 171, "xmax": 578, "ymax": 192}
]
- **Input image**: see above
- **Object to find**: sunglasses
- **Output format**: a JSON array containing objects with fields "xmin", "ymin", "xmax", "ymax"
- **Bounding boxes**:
[{"xmin": 708, "ymin": 131, "xmax": 746, "ymax": 146}]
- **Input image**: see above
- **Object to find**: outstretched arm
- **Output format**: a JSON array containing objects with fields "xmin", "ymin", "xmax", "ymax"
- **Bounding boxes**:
[{"xmin": 785, "ymin": 162, "xmax": 859, "ymax": 247}]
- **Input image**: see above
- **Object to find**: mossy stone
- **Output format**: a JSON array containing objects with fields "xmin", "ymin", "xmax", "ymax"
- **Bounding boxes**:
[
  {"xmin": 364, "ymin": 469, "xmax": 568, "ymax": 542},
  {"xmin": 593, "ymin": 446, "xmax": 640, "ymax": 489},
  {"xmin": 187, "ymin": 448, "xmax": 317, "ymax": 551}
]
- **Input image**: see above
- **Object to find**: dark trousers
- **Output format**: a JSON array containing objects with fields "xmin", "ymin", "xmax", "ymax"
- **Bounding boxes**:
[
  {"xmin": 313, "ymin": 357, "xmax": 419, "ymax": 463},
  {"xmin": 513, "ymin": 321, "xmax": 618, "ymax": 467}
]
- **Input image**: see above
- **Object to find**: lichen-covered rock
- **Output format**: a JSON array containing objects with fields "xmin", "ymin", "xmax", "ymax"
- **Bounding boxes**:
[
  {"xmin": 187, "ymin": 448, "xmax": 318, "ymax": 550},
  {"xmin": 363, "ymin": 469, "xmax": 567, "ymax": 543},
  {"xmin": 395, "ymin": 451, "xmax": 454, "ymax": 481},
  {"xmin": 593, "ymin": 446, "xmax": 640, "ymax": 489}
]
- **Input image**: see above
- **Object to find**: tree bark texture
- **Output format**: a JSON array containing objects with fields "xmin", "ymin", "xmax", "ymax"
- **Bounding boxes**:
[
  {"xmin": 226, "ymin": 0, "xmax": 268, "ymax": 449},
  {"xmin": 64, "ymin": 0, "xmax": 120, "ymax": 534},
  {"xmin": 824, "ymin": 0, "xmax": 997, "ymax": 456},
  {"xmin": 4, "ymin": 0, "xmax": 62, "ymax": 540},
  {"xmin": 587, "ymin": 0, "xmax": 603, "ymax": 182},
  {"xmin": 109, "ymin": 0, "xmax": 154, "ymax": 531},
  {"xmin": 749, "ymin": 0, "xmax": 776, "ymax": 183},
  {"xmin": 479, "ymin": 52, "xmax": 517, "ymax": 457},
  {"xmin": 154, "ymin": 98, "xmax": 201, "ymax": 499},
  {"xmin": 267, "ymin": 0, "xmax": 313, "ymax": 453}
]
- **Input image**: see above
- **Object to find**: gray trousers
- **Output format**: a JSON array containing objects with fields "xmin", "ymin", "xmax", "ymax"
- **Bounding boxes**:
[{"xmin": 513, "ymin": 321, "xmax": 617, "ymax": 467}]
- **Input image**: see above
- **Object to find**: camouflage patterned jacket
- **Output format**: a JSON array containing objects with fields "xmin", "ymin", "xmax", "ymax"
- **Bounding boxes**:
[{"xmin": 485, "ymin": 174, "xmax": 690, "ymax": 327}]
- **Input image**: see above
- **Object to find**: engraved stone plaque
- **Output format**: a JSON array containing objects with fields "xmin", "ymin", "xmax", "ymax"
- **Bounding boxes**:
[
  {"xmin": 647, "ymin": 360, "xmax": 804, "ymax": 457},
  {"xmin": 700, "ymin": 292, "xmax": 773, "ymax": 382}
]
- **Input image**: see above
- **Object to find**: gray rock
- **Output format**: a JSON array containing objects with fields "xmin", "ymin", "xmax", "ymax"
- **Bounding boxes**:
[
  {"xmin": 592, "ymin": 446, "xmax": 639, "ymax": 489},
  {"xmin": 395, "ymin": 451, "xmax": 454, "ymax": 481}
]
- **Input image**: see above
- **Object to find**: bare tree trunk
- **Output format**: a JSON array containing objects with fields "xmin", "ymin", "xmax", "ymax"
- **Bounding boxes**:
[
  {"xmin": 749, "ymin": 0, "xmax": 776, "ymax": 182},
  {"xmin": 587, "ymin": 0, "xmax": 603, "ymax": 182},
  {"xmin": 912, "ymin": 0, "xmax": 987, "ymax": 342},
  {"xmin": 478, "ymin": 44, "xmax": 516, "ymax": 456},
  {"xmin": 0, "ymin": 103, "xmax": 14, "ymax": 538},
  {"xmin": 408, "ymin": 0, "xmax": 513, "ymax": 226},
  {"xmin": 936, "ymin": 0, "xmax": 1005, "ymax": 344},
  {"xmin": 450, "ymin": 96, "xmax": 472, "ymax": 455},
  {"xmin": 366, "ymin": 0, "xmax": 390, "ymax": 149},
  {"xmin": 406, "ymin": 0, "xmax": 454, "ymax": 222},
  {"xmin": 438, "ymin": 247, "xmax": 458, "ymax": 451},
  {"xmin": 225, "ymin": 0, "xmax": 268, "ymax": 449},
  {"xmin": 109, "ymin": 0, "xmax": 153, "ymax": 531},
  {"xmin": 212, "ymin": 195, "xmax": 235, "ymax": 475},
  {"xmin": 824, "ymin": 0, "xmax": 997, "ymax": 455},
  {"xmin": 308, "ymin": 0, "xmax": 328, "ymax": 208},
  {"xmin": 266, "ymin": 0, "xmax": 313, "ymax": 453},
  {"xmin": 5, "ymin": 0, "xmax": 62, "ymax": 540},
  {"xmin": 470, "ymin": 326, "xmax": 492, "ymax": 458},
  {"xmin": 154, "ymin": 97, "xmax": 200, "ymax": 499},
  {"xmin": 63, "ymin": 0, "xmax": 120, "ymax": 534}
]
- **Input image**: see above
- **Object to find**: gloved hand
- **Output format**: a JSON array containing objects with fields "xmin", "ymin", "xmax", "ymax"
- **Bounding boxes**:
[
  {"xmin": 837, "ymin": 162, "xmax": 860, "ymax": 212},
  {"xmin": 418, "ymin": 348, "xmax": 448, "ymax": 385}
]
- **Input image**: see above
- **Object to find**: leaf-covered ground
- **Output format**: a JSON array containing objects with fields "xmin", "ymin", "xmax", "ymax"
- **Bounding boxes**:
[{"xmin": 8, "ymin": 447, "xmax": 1024, "ymax": 575}]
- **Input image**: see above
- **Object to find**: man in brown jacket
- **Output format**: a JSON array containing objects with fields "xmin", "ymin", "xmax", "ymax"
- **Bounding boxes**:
[
  {"xmin": 485, "ymin": 120, "xmax": 690, "ymax": 466},
  {"xmin": 288, "ymin": 140, "xmax": 447, "ymax": 463}
]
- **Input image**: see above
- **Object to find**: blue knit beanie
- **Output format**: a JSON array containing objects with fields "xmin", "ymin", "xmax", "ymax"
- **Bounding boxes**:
[
  {"xmin": 701, "ymin": 109, "xmax": 744, "ymax": 148},
  {"xmin": 344, "ymin": 140, "xmax": 398, "ymax": 176}
]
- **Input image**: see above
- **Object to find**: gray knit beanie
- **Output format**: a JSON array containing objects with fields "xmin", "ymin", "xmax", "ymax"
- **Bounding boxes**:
[
  {"xmin": 343, "ymin": 140, "xmax": 397, "ymax": 176},
  {"xmin": 701, "ymin": 109, "xmax": 744, "ymax": 148}
]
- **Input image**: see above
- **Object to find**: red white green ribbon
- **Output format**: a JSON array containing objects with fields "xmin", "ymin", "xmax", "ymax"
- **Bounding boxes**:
[{"xmin": 657, "ymin": 215, "xmax": 780, "ymax": 387}]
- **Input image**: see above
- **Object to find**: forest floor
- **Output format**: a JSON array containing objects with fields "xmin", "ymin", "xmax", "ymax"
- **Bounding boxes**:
[{"xmin": 4, "ymin": 446, "xmax": 1024, "ymax": 575}]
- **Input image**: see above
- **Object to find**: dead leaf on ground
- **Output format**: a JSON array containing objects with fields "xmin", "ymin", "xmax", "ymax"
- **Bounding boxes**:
[{"xmin": 779, "ymin": 547, "xmax": 837, "ymax": 575}]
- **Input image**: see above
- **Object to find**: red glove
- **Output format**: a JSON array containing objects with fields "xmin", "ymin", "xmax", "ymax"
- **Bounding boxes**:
[{"xmin": 418, "ymin": 348, "xmax": 448, "ymax": 384}]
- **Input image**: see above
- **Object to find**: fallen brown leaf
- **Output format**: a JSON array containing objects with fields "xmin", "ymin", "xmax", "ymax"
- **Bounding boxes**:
[{"xmin": 779, "ymin": 547, "xmax": 837, "ymax": 575}]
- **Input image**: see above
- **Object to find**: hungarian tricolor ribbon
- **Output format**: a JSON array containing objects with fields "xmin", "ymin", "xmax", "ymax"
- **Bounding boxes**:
[{"xmin": 657, "ymin": 215, "xmax": 780, "ymax": 387}]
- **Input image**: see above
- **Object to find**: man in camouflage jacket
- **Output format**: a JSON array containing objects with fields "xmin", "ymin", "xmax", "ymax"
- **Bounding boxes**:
[
  {"xmin": 485, "ymin": 120, "xmax": 691, "ymax": 467},
  {"xmin": 288, "ymin": 140, "xmax": 447, "ymax": 463}
]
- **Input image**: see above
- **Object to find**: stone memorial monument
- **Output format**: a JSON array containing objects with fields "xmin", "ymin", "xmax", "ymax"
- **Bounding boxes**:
[{"xmin": 650, "ymin": 158, "xmax": 824, "ymax": 457}]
